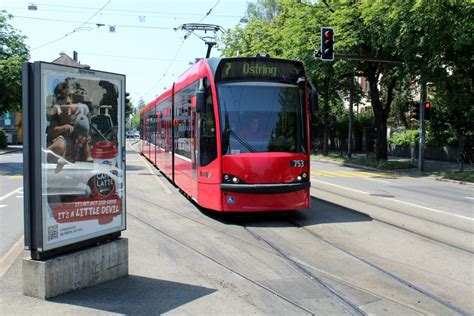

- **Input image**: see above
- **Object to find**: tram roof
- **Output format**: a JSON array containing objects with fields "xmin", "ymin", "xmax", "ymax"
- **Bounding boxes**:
[{"xmin": 141, "ymin": 56, "xmax": 303, "ymax": 115}]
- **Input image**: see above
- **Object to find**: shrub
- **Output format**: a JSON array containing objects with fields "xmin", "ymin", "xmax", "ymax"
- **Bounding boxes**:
[{"xmin": 388, "ymin": 129, "xmax": 418, "ymax": 146}]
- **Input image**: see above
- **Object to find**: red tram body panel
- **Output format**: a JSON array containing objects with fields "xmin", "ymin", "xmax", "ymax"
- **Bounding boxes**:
[{"xmin": 140, "ymin": 57, "xmax": 313, "ymax": 212}]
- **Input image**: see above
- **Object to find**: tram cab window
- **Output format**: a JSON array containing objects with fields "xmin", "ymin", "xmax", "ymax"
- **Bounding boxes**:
[{"xmin": 199, "ymin": 78, "xmax": 217, "ymax": 166}]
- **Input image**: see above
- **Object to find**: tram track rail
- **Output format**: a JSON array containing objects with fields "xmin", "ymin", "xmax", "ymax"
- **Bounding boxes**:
[
  {"xmin": 287, "ymin": 220, "xmax": 470, "ymax": 316},
  {"xmin": 126, "ymin": 145, "xmax": 470, "ymax": 315},
  {"xmin": 127, "ymin": 211, "xmax": 315, "ymax": 315},
  {"xmin": 314, "ymin": 186, "xmax": 474, "ymax": 255},
  {"xmin": 242, "ymin": 225, "xmax": 367, "ymax": 316},
  {"xmin": 315, "ymin": 186, "xmax": 474, "ymax": 237},
  {"xmin": 127, "ymin": 192, "xmax": 469, "ymax": 315}
]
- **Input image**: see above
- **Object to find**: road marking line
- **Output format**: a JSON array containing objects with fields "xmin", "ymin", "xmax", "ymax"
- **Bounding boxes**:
[
  {"xmin": 387, "ymin": 198, "xmax": 474, "ymax": 221},
  {"xmin": 0, "ymin": 235, "xmax": 24, "ymax": 278},
  {"xmin": 312, "ymin": 179, "xmax": 370, "ymax": 195},
  {"xmin": 137, "ymin": 153, "xmax": 172, "ymax": 195},
  {"xmin": 311, "ymin": 171, "xmax": 335, "ymax": 178},
  {"xmin": 313, "ymin": 179, "xmax": 473, "ymax": 221},
  {"xmin": 0, "ymin": 205, "xmax": 6, "ymax": 209},
  {"xmin": 323, "ymin": 171, "xmax": 353, "ymax": 177},
  {"xmin": 8, "ymin": 175, "xmax": 23, "ymax": 180},
  {"xmin": 465, "ymin": 197, "xmax": 474, "ymax": 200},
  {"xmin": 367, "ymin": 177, "xmax": 391, "ymax": 184},
  {"xmin": 0, "ymin": 187, "xmax": 22, "ymax": 202}
]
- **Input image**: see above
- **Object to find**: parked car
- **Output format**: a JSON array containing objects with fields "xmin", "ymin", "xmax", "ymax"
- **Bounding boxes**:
[{"xmin": 42, "ymin": 148, "xmax": 124, "ymax": 198}]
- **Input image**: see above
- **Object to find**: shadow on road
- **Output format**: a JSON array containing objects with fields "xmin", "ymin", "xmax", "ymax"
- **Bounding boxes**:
[
  {"xmin": 0, "ymin": 162, "xmax": 23, "ymax": 176},
  {"xmin": 51, "ymin": 275, "xmax": 216, "ymax": 314},
  {"xmin": 199, "ymin": 196, "xmax": 372, "ymax": 228}
]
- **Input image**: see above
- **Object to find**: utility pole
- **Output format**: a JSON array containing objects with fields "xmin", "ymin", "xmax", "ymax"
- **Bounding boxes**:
[
  {"xmin": 347, "ymin": 77, "xmax": 354, "ymax": 158},
  {"xmin": 418, "ymin": 81, "xmax": 427, "ymax": 172}
]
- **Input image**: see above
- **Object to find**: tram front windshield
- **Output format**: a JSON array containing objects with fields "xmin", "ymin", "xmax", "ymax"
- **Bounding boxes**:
[{"xmin": 218, "ymin": 82, "xmax": 307, "ymax": 155}]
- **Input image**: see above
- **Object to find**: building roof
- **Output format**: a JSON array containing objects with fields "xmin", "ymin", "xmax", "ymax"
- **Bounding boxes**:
[{"xmin": 51, "ymin": 52, "xmax": 90, "ymax": 68}]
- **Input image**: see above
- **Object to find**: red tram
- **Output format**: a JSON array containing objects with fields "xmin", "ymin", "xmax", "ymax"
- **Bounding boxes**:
[{"xmin": 140, "ymin": 56, "xmax": 317, "ymax": 212}]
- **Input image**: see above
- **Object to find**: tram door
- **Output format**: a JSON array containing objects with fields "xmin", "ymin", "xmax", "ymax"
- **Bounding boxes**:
[{"xmin": 174, "ymin": 83, "xmax": 198, "ymax": 199}]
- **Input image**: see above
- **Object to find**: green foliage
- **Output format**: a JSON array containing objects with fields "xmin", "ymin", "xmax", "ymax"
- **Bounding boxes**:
[
  {"xmin": 0, "ymin": 11, "xmax": 30, "ymax": 115},
  {"xmin": 313, "ymin": 152, "xmax": 415, "ymax": 170},
  {"xmin": 131, "ymin": 112, "xmax": 141, "ymax": 129},
  {"xmin": 388, "ymin": 129, "xmax": 418, "ymax": 146},
  {"xmin": 0, "ymin": 128, "xmax": 7, "ymax": 148},
  {"xmin": 434, "ymin": 170, "xmax": 474, "ymax": 183},
  {"xmin": 219, "ymin": 0, "xmax": 473, "ymax": 156}
]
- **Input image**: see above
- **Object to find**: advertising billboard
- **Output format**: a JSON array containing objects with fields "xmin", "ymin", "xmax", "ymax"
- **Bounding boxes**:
[{"xmin": 23, "ymin": 62, "xmax": 126, "ymax": 259}]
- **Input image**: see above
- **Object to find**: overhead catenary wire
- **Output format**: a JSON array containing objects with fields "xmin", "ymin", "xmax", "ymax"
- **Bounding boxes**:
[
  {"xmin": 9, "ymin": 2, "xmax": 236, "ymax": 18},
  {"xmin": 141, "ymin": 39, "xmax": 186, "ymax": 99},
  {"xmin": 13, "ymin": 15, "xmax": 174, "ymax": 30},
  {"xmin": 3, "ymin": 5, "xmax": 241, "ymax": 19},
  {"xmin": 140, "ymin": 0, "xmax": 222, "ymax": 101},
  {"xmin": 31, "ymin": 0, "xmax": 112, "ymax": 51}
]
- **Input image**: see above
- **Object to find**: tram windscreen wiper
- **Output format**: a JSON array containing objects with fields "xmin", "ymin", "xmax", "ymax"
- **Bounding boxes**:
[
  {"xmin": 221, "ymin": 99, "xmax": 257, "ymax": 154},
  {"xmin": 229, "ymin": 129, "xmax": 256, "ymax": 153}
]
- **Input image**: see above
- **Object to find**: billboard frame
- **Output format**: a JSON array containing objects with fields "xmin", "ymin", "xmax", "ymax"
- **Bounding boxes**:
[{"xmin": 23, "ymin": 61, "xmax": 126, "ymax": 260}]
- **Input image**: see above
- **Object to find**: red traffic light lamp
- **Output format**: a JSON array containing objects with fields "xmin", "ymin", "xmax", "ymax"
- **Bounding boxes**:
[
  {"xmin": 424, "ymin": 102, "xmax": 431, "ymax": 120},
  {"xmin": 320, "ymin": 27, "xmax": 334, "ymax": 61}
]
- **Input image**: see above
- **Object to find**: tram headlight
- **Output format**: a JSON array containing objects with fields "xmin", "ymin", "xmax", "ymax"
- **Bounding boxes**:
[
  {"xmin": 223, "ymin": 174, "xmax": 244, "ymax": 184},
  {"xmin": 294, "ymin": 172, "xmax": 309, "ymax": 183}
]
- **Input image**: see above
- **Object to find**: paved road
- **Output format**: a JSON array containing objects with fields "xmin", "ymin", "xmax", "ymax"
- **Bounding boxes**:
[
  {"xmin": 311, "ymin": 161, "xmax": 473, "ymax": 220},
  {"xmin": 1, "ymin": 143, "xmax": 472, "ymax": 314},
  {"xmin": 310, "ymin": 160, "xmax": 474, "ymax": 253},
  {"xmin": 0, "ymin": 150, "xmax": 24, "ymax": 259}
]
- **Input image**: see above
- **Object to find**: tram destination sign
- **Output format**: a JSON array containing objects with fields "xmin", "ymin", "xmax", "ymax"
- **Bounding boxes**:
[{"xmin": 216, "ymin": 58, "xmax": 305, "ymax": 84}]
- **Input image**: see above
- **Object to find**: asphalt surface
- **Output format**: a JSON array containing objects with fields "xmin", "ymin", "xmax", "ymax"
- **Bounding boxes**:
[{"xmin": 0, "ymin": 143, "xmax": 472, "ymax": 315}]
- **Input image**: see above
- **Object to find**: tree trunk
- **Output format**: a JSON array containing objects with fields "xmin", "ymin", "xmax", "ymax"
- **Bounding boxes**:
[{"xmin": 366, "ymin": 66, "xmax": 394, "ymax": 161}]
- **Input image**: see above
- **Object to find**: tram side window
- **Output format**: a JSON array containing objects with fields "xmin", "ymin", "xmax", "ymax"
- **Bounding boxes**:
[
  {"xmin": 146, "ymin": 112, "xmax": 154, "ymax": 143},
  {"xmin": 199, "ymin": 80, "xmax": 217, "ymax": 166},
  {"xmin": 174, "ymin": 84, "xmax": 196, "ymax": 159}
]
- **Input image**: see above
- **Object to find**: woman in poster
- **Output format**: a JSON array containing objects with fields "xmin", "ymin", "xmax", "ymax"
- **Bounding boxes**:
[{"xmin": 47, "ymin": 79, "xmax": 92, "ymax": 162}]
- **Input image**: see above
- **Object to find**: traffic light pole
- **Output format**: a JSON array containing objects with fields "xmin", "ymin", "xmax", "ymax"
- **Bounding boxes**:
[
  {"xmin": 347, "ymin": 77, "xmax": 354, "ymax": 158},
  {"xmin": 418, "ymin": 81, "xmax": 427, "ymax": 172}
]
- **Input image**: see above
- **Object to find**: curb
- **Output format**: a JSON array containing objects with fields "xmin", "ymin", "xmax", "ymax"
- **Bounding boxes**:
[
  {"xmin": 311, "ymin": 156, "xmax": 474, "ymax": 186},
  {"xmin": 0, "ymin": 148, "xmax": 22, "ymax": 155}
]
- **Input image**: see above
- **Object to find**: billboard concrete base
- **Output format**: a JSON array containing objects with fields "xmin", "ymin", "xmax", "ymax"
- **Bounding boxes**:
[{"xmin": 22, "ymin": 237, "xmax": 128, "ymax": 299}]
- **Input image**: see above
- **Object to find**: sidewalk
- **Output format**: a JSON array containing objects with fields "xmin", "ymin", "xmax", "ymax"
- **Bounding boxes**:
[
  {"xmin": 0, "ymin": 144, "xmax": 22, "ymax": 155},
  {"xmin": 313, "ymin": 151, "xmax": 473, "ymax": 175}
]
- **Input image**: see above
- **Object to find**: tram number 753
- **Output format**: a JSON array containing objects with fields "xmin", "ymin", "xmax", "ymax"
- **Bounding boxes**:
[{"xmin": 290, "ymin": 160, "xmax": 306, "ymax": 167}]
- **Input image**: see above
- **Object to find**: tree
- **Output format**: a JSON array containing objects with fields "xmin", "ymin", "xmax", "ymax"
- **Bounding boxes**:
[
  {"xmin": 130, "ymin": 98, "xmax": 146, "ymax": 130},
  {"xmin": 220, "ymin": 0, "xmax": 473, "ymax": 159},
  {"xmin": 0, "ymin": 11, "xmax": 30, "ymax": 115},
  {"xmin": 220, "ymin": 0, "xmax": 344, "ymax": 155}
]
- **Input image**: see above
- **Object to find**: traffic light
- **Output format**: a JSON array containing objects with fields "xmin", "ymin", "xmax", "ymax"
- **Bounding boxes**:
[
  {"xmin": 320, "ymin": 27, "xmax": 334, "ymax": 61},
  {"xmin": 410, "ymin": 102, "xmax": 420, "ymax": 121},
  {"xmin": 424, "ymin": 102, "xmax": 431, "ymax": 120}
]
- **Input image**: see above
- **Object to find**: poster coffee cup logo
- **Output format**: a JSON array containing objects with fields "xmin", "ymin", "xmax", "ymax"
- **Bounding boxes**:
[
  {"xmin": 92, "ymin": 141, "xmax": 118, "ymax": 166},
  {"xmin": 94, "ymin": 173, "xmax": 115, "ymax": 196}
]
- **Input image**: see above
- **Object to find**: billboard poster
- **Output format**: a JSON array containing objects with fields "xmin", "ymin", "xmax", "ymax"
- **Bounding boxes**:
[{"xmin": 32, "ymin": 62, "xmax": 126, "ymax": 253}]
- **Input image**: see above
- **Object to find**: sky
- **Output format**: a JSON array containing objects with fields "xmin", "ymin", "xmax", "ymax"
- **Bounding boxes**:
[{"xmin": 1, "ymin": 0, "xmax": 249, "ymax": 106}]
